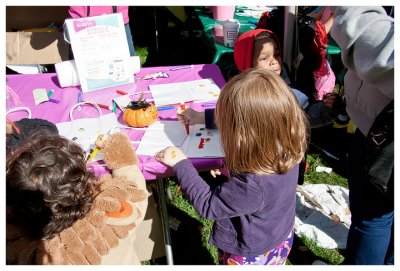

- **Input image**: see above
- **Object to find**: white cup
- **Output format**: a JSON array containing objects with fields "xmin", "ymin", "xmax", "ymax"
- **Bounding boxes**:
[{"xmin": 222, "ymin": 19, "xmax": 240, "ymax": 48}]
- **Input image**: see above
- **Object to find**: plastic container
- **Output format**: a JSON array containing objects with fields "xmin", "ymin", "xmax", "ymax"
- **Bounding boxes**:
[
  {"xmin": 211, "ymin": 6, "xmax": 235, "ymax": 21},
  {"xmin": 222, "ymin": 19, "xmax": 240, "ymax": 47}
]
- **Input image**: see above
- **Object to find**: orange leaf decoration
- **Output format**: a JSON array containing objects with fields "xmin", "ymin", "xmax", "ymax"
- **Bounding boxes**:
[{"xmin": 105, "ymin": 200, "xmax": 133, "ymax": 218}]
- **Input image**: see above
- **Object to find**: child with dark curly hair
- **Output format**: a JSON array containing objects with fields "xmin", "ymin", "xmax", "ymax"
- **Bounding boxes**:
[
  {"xmin": 6, "ymin": 131, "xmax": 97, "ymax": 240},
  {"xmin": 6, "ymin": 131, "xmax": 148, "ymax": 265}
]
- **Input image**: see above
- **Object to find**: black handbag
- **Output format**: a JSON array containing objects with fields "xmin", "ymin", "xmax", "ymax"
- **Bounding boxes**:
[{"xmin": 366, "ymin": 100, "xmax": 394, "ymax": 200}]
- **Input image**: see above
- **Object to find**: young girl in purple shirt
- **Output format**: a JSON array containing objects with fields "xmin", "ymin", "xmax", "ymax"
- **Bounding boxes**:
[{"xmin": 156, "ymin": 69, "xmax": 309, "ymax": 265}]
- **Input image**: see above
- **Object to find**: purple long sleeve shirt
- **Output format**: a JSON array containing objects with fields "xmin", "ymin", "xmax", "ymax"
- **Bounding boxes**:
[{"xmin": 173, "ymin": 159, "xmax": 298, "ymax": 256}]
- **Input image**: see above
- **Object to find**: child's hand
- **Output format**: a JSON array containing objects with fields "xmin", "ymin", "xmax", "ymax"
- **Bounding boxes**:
[
  {"xmin": 177, "ymin": 107, "xmax": 205, "ymax": 126},
  {"xmin": 155, "ymin": 146, "xmax": 187, "ymax": 167},
  {"xmin": 95, "ymin": 134, "xmax": 110, "ymax": 149},
  {"xmin": 210, "ymin": 169, "xmax": 221, "ymax": 178},
  {"xmin": 323, "ymin": 93, "xmax": 345, "ymax": 110},
  {"xmin": 6, "ymin": 121, "xmax": 13, "ymax": 134}
]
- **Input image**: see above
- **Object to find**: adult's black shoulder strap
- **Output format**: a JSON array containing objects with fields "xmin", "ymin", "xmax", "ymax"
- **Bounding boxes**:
[{"xmin": 368, "ymin": 100, "xmax": 394, "ymax": 147}]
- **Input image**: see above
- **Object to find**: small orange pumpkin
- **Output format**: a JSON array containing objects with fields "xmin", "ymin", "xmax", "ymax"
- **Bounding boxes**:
[{"xmin": 123, "ymin": 94, "xmax": 158, "ymax": 127}]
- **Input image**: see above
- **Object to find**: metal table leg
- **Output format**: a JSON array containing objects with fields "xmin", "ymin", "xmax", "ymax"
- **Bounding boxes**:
[{"xmin": 156, "ymin": 178, "xmax": 174, "ymax": 265}]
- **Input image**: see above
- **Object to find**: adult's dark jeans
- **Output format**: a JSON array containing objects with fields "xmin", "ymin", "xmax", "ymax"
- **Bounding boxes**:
[{"xmin": 344, "ymin": 129, "xmax": 394, "ymax": 265}]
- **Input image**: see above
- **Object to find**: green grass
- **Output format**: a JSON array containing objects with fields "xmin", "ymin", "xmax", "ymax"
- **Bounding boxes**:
[
  {"xmin": 304, "ymin": 154, "xmax": 348, "ymax": 189},
  {"xmin": 135, "ymin": 46, "xmax": 149, "ymax": 66},
  {"xmin": 297, "ymin": 233, "xmax": 345, "ymax": 265}
]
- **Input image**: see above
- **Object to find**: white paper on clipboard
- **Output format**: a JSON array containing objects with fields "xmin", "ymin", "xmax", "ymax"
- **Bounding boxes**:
[{"xmin": 64, "ymin": 13, "xmax": 134, "ymax": 93}]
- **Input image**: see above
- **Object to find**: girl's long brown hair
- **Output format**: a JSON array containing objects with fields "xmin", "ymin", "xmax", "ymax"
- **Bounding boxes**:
[{"xmin": 215, "ymin": 68, "xmax": 309, "ymax": 175}]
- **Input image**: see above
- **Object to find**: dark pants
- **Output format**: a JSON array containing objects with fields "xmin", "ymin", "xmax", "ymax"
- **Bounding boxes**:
[
  {"xmin": 124, "ymin": 24, "xmax": 135, "ymax": 56},
  {"xmin": 344, "ymin": 129, "xmax": 394, "ymax": 264}
]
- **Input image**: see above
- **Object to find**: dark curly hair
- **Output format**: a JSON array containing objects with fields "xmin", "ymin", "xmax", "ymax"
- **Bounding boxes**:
[{"xmin": 6, "ymin": 131, "xmax": 98, "ymax": 240}]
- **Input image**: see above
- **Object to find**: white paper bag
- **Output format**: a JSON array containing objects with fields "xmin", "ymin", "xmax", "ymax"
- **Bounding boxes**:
[{"xmin": 56, "ymin": 101, "xmax": 120, "ymax": 160}]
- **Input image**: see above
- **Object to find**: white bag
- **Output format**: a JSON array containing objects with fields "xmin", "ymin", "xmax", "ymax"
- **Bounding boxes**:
[{"xmin": 56, "ymin": 101, "xmax": 120, "ymax": 160}]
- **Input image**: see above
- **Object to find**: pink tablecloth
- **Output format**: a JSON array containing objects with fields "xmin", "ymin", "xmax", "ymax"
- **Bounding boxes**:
[{"xmin": 6, "ymin": 64, "xmax": 226, "ymax": 180}]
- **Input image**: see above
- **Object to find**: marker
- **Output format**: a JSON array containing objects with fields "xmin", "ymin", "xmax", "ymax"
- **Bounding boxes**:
[
  {"xmin": 116, "ymin": 90, "xmax": 127, "ymax": 95},
  {"xmin": 180, "ymin": 102, "xmax": 189, "ymax": 135},
  {"xmin": 170, "ymin": 65, "xmax": 193, "ymax": 71},
  {"xmin": 48, "ymin": 98, "xmax": 59, "ymax": 104},
  {"xmin": 157, "ymin": 105, "xmax": 175, "ymax": 111},
  {"xmin": 202, "ymin": 102, "xmax": 216, "ymax": 107},
  {"xmin": 97, "ymin": 103, "xmax": 112, "ymax": 110},
  {"xmin": 77, "ymin": 92, "xmax": 83, "ymax": 110},
  {"xmin": 112, "ymin": 101, "xmax": 117, "ymax": 113},
  {"xmin": 6, "ymin": 116, "xmax": 20, "ymax": 134},
  {"xmin": 47, "ymin": 89, "xmax": 54, "ymax": 98},
  {"xmin": 87, "ymin": 134, "xmax": 109, "ymax": 163}
]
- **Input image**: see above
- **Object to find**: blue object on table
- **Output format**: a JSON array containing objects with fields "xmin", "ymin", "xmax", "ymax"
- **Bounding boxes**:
[
  {"xmin": 202, "ymin": 102, "xmax": 216, "ymax": 107},
  {"xmin": 157, "ymin": 105, "xmax": 175, "ymax": 111},
  {"xmin": 77, "ymin": 92, "xmax": 82, "ymax": 110},
  {"xmin": 48, "ymin": 98, "xmax": 59, "ymax": 104}
]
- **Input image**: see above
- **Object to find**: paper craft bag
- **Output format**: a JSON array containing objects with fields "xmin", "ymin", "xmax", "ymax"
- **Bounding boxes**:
[{"xmin": 56, "ymin": 101, "xmax": 120, "ymax": 160}]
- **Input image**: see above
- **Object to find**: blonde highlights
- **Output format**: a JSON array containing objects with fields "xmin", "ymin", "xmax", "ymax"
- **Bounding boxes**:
[{"xmin": 215, "ymin": 69, "xmax": 309, "ymax": 175}]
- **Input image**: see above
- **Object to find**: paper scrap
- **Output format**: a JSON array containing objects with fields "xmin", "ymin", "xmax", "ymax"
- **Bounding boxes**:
[
  {"xmin": 33, "ymin": 88, "xmax": 49, "ymax": 105},
  {"xmin": 113, "ymin": 95, "xmax": 132, "ymax": 110}
]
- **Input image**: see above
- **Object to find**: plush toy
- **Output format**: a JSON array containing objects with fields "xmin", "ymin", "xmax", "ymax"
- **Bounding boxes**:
[{"xmin": 6, "ymin": 132, "xmax": 148, "ymax": 265}]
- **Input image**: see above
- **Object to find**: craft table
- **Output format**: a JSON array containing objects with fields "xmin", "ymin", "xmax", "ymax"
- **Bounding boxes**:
[{"xmin": 6, "ymin": 63, "xmax": 226, "ymax": 265}]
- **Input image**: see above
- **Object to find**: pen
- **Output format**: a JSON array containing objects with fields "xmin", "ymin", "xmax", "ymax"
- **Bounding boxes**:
[
  {"xmin": 77, "ymin": 92, "xmax": 83, "ymax": 110},
  {"xmin": 48, "ymin": 98, "xmax": 59, "ymax": 104},
  {"xmin": 180, "ymin": 102, "xmax": 190, "ymax": 135},
  {"xmin": 116, "ymin": 90, "xmax": 127, "ymax": 95},
  {"xmin": 170, "ymin": 65, "xmax": 193, "ymax": 71}
]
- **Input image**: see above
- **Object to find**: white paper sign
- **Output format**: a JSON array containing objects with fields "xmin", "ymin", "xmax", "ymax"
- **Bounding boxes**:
[
  {"xmin": 65, "ymin": 13, "xmax": 134, "ymax": 93},
  {"xmin": 135, "ymin": 120, "xmax": 224, "ymax": 158},
  {"xmin": 149, "ymin": 79, "xmax": 221, "ymax": 107}
]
